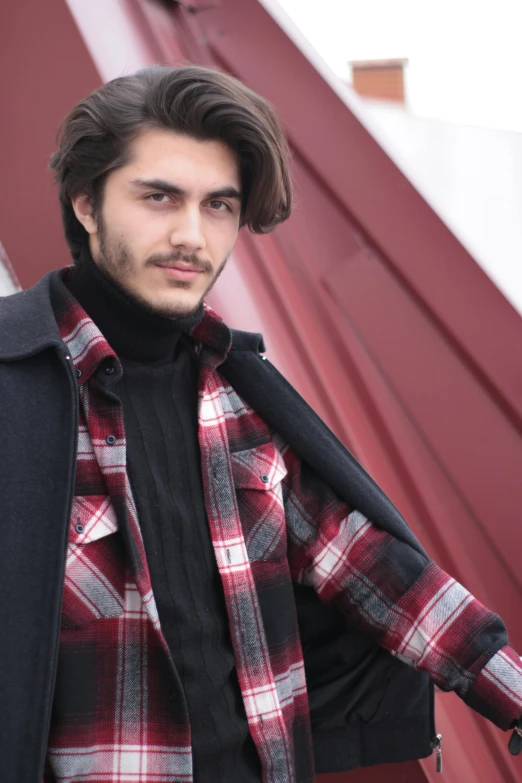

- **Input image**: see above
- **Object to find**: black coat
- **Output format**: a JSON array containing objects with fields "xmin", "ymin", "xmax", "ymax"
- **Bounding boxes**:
[{"xmin": 0, "ymin": 273, "xmax": 434, "ymax": 782}]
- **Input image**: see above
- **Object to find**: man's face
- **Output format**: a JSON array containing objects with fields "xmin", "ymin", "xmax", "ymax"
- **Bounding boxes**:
[{"xmin": 73, "ymin": 128, "xmax": 242, "ymax": 318}]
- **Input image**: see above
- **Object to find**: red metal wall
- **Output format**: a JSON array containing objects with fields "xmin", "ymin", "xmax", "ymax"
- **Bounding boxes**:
[
  {"xmin": 0, "ymin": 1, "xmax": 101, "ymax": 287},
  {"xmin": 1, "ymin": 1, "xmax": 521, "ymax": 781}
]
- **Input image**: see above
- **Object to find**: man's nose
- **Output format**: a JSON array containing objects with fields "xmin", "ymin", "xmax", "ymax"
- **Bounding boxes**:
[{"xmin": 169, "ymin": 205, "xmax": 206, "ymax": 252}]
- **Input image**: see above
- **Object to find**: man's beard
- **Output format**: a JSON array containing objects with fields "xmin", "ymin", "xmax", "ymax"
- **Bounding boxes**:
[{"xmin": 95, "ymin": 215, "xmax": 229, "ymax": 320}]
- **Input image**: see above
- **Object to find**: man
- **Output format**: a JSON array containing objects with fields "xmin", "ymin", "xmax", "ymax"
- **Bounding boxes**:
[{"xmin": 0, "ymin": 65, "xmax": 520, "ymax": 783}]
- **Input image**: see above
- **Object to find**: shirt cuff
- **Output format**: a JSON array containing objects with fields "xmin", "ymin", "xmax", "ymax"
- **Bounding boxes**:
[{"xmin": 467, "ymin": 646, "xmax": 522, "ymax": 730}]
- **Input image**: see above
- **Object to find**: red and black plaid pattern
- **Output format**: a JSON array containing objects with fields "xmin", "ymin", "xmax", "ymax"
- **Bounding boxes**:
[{"xmin": 45, "ymin": 270, "xmax": 522, "ymax": 782}]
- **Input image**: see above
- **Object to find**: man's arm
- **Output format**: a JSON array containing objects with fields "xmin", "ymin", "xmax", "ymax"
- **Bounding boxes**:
[{"xmin": 280, "ymin": 439, "xmax": 522, "ymax": 734}]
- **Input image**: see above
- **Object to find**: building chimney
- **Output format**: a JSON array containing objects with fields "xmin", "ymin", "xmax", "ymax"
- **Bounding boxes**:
[{"xmin": 349, "ymin": 58, "xmax": 408, "ymax": 105}]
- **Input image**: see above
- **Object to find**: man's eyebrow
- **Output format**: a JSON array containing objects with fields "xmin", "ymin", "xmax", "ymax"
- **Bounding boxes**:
[{"xmin": 130, "ymin": 178, "xmax": 242, "ymax": 200}]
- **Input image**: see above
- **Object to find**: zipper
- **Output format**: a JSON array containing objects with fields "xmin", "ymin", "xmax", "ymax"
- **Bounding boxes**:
[
  {"xmin": 37, "ymin": 349, "xmax": 79, "ymax": 778},
  {"xmin": 428, "ymin": 679, "xmax": 442, "ymax": 772},
  {"xmin": 431, "ymin": 733, "xmax": 443, "ymax": 773}
]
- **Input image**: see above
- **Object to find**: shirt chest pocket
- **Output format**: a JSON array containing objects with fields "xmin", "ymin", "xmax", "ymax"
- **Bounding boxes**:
[
  {"xmin": 61, "ymin": 495, "xmax": 126, "ymax": 629},
  {"xmin": 230, "ymin": 441, "xmax": 288, "ymax": 562}
]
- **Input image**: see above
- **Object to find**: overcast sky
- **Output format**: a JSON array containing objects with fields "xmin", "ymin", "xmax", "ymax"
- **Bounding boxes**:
[{"xmin": 275, "ymin": 0, "xmax": 522, "ymax": 132}]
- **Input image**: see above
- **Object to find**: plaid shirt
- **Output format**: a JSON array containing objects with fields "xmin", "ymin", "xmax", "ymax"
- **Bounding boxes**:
[{"xmin": 45, "ymin": 270, "xmax": 522, "ymax": 783}]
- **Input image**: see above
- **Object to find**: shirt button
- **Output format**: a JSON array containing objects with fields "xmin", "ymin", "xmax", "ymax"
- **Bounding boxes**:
[
  {"xmin": 105, "ymin": 366, "xmax": 115, "ymax": 375},
  {"xmin": 106, "ymin": 435, "xmax": 117, "ymax": 445},
  {"xmin": 75, "ymin": 523, "xmax": 85, "ymax": 534},
  {"xmin": 260, "ymin": 474, "xmax": 269, "ymax": 483},
  {"xmin": 168, "ymin": 691, "xmax": 176, "ymax": 702},
  {"xmin": 75, "ymin": 368, "xmax": 82, "ymax": 378}
]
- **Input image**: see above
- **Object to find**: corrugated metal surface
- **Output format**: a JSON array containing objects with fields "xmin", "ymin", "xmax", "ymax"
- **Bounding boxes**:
[{"xmin": 1, "ymin": 1, "xmax": 521, "ymax": 780}]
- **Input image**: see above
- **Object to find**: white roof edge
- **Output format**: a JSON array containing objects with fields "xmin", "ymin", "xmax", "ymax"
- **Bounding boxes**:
[
  {"xmin": 255, "ymin": 0, "xmax": 387, "ymax": 133},
  {"xmin": 254, "ymin": 1, "xmax": 440, "ymax": 197},
  {"xmin": 0, "ymin": 241, "xmax": 21, "ymax": 294}
]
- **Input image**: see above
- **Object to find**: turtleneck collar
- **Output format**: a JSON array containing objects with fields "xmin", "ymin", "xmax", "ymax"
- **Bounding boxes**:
[{"xmin": 65, "ymin": 246, "xmax": 203, "ymax": 364}]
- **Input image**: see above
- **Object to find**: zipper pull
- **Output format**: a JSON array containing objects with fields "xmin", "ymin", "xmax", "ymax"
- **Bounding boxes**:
[
  {"xmin": 431, "ymin": 734, "xmax": 443, "ymax": 773},
  {"xmin": 508, "ymin": 724, "xmax": 522, "ymax": 755}
]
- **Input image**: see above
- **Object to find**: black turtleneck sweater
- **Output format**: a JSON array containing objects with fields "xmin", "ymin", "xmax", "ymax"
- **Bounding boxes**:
[{"xmin": 66, "ymin": 252, "xmax": 261, "ymax": 783}]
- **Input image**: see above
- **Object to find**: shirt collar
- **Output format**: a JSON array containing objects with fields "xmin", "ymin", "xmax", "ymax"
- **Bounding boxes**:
[
  {"xmin": 51, "ymin": 267, "xmax": 232, "ymax": 384},
  {"xmin": 52, "ymin": 269, "xmax": 117, "ymax": 385},
  {"xmin": 190, "ymin": 302, "xmax": 232, "ymax": 368}
]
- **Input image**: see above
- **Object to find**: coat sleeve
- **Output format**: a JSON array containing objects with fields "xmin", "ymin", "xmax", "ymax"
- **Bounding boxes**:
[{"xmin": 280, "ymin": 439, "xmax": 522, "ymax": 732}]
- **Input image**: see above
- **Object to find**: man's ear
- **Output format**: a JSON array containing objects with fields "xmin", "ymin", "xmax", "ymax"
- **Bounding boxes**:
[{"xmin": 71, "ymin": 193, "xmax": 98, "ymax": 235}]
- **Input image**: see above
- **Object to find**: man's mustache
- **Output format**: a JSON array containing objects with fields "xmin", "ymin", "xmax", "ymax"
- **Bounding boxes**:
[{"xmin": 146, "ymin": 252, "xmax": 213, "ymax": 275}]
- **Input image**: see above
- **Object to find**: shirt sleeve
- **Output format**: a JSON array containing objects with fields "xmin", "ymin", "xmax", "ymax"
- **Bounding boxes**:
[{"xmin": 280, "ymin": 440, "xmax": 522, "ymax": 731}]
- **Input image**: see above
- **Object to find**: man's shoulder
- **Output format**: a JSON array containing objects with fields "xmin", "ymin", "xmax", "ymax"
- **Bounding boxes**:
[
  {"xmin": 0, "ymin": 270, "xmax": 53, "ymax": 312},
  {"xmin": 228, "ymin": 328, "xmax": 266, "ymax": 354},
  {"xmin": 0, "ymin": 271, "xmax": 62, "ymax": 360}
]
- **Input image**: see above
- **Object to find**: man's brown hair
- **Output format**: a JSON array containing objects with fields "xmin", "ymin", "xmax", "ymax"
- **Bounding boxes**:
[{"xmin": 50, "ymin": 65, "xmax": 293, "ymax": 261}]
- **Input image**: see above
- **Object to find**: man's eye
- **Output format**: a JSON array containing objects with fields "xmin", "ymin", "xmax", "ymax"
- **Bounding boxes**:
[
  {"xmin": 208, "ymin": 200, "xmax": 230, "ymax": 211},
  {"xmin": 147, "ymin": 193, "xmax": 169, "ymax": 203}
]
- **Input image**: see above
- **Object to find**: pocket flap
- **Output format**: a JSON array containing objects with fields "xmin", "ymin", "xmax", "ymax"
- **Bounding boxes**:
[
  {"xmin": 69, "ymin": 495, "xmax": 119, "ymax": 544},
  {"xmin": 230, "ymin": 441, "xmax": 288, "ymax": 490}
]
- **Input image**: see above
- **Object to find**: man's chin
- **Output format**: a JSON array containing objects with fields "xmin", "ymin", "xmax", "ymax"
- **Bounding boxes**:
[
  {"xmin": 138, "ymin": 292, "xmax": 203, "ymax": 321},
  {"xmin": 119, "ymin": 275, "xmax": 208, "ymax": 320}
]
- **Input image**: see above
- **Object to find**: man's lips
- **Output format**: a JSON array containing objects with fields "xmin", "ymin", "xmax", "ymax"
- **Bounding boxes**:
[{"xmin": 154, "ymin": 263, "xmax": 204, "ymax": 281}]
